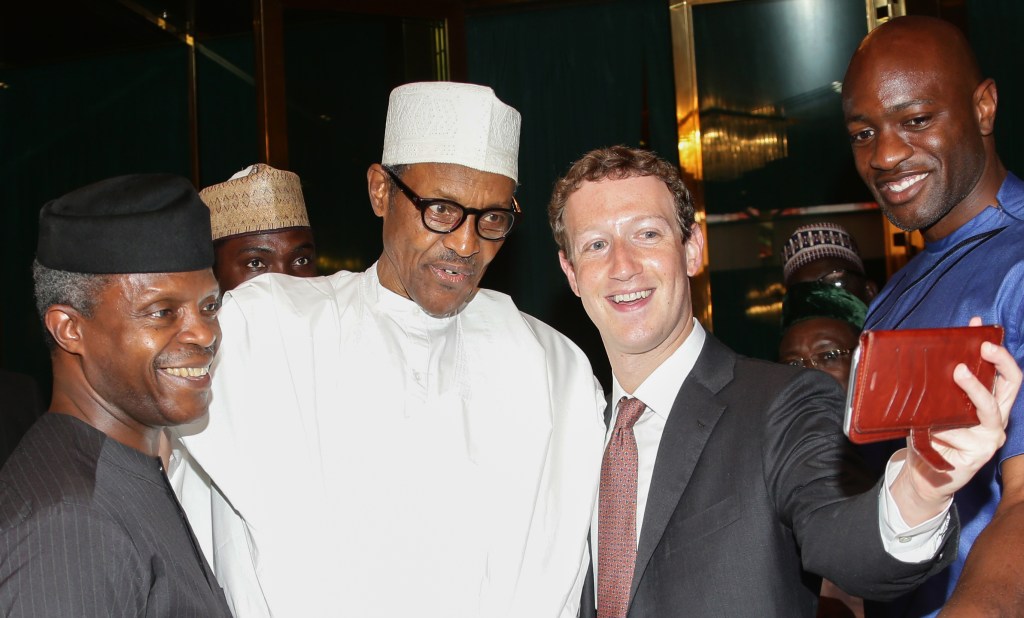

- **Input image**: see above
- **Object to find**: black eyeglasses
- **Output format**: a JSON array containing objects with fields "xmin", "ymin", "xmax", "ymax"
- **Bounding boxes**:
[
  {"xmin": 383, "ymin": 167, "xmax": 520, "ymax": 241},
  {"xmin": 784, "ymin": 348, "xmax": 853, "ymax": 369}
]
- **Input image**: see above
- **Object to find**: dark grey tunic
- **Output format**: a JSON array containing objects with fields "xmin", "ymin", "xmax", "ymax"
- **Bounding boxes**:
[{"xmin": 0, "ymin": 413, "xmax": 232, "ymax": 617}]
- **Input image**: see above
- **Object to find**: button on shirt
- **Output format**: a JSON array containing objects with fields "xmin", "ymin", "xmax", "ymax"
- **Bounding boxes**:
[{"xmin": 591, "ymin": 319, "xmax": 951, "ymax": 588}]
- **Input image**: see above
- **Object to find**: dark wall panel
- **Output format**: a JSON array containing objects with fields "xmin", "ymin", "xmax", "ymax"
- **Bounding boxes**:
[{"xmin": 1, "ymin": 45, "xmax": 191, "ymax": 389}]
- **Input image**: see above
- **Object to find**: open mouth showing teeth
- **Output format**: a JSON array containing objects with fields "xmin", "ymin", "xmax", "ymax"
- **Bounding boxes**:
[
  {"xmin": 162, "ymin": 367, "xmax": 209, "ymax": 378},
  {"xmin": 886, "ymin": 173, "xmax": 926, "ymax": 193},
  {"xmin": 613, "ymin": 290, "xmax": 652, "ymax": 303},
  {"xmin": 435, "ymin": 265, "xmax": 473, "ymax": 279}
]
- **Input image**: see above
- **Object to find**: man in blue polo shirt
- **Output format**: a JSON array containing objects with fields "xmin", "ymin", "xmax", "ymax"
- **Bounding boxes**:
[{"xmin": 842, "ymin": 15, "xmax": 1024, "ymax": 616}]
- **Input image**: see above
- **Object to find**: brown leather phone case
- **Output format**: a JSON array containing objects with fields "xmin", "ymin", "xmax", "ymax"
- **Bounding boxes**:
[{"xmin": 844, "ymin": 325, "xmax": 1003, "ymax": 471}]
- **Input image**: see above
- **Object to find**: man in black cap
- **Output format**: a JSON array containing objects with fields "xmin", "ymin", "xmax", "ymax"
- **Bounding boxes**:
[{"xmin": 0, "ymin": 175, "xmax": 232, "ymax": 617}]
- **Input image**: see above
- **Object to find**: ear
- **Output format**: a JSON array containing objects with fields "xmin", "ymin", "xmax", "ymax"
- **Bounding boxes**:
[
  {"xmin": 44, "ymin": 305, "xmax": 86, "ymax": 356},
  {"xmin": 367, "ymin": 164, "xmax": 390, "ymax": 218},
  {"xmin": 974, "ymin": 78, "xmax": 998, "ymax": 137},
  {"xmin": 558, "ymin": 250, "xmax": 581, "ymax": 298},
  {"xmin": 684, "ymin": 223, "xmax": 705, "ymax": 277}
]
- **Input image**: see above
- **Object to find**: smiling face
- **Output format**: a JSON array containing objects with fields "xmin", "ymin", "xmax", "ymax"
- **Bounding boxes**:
[
  {"xmin": 75, "ymin": 270, "xmax": 221, "ymax": 436},
  {"xmin": 214, "ymin": 227, "xmax": 317, "ymax": 291},
  {"xmin": 558, "ymin": 176, "xmax": 703, "ymax": 381},
  {"xmin": 368, "ymin": 162, "xmax": 515, "ymax": 318},
  {"xmin": 842, "ymin": 18, "xmax": 999, "ymax": 241}
]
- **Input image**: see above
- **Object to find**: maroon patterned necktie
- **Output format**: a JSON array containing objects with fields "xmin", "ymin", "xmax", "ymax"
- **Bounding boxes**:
[{"xmin": 597, "ymin": 396, "xmax": 647, "ymax": 618}]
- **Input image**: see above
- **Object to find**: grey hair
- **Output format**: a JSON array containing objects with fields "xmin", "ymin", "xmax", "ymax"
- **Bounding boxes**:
[{"xmin": 32, "ymin": 260, "xmax": 112, "ymax": 350}]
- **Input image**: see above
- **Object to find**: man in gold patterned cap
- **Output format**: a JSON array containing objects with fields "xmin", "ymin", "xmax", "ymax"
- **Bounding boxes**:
[{"xmin": 200, "ymin": 164, "xmax": 317, "ymax": 291}]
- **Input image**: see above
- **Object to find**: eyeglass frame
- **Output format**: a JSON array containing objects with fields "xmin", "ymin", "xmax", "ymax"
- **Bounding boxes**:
[
  {"xmin": 816, "ymin": 268, "xmax": 868, "ymax": 297},
  {"xmin": 382, "ymin": 166, "xmax": 521, "ymax": 241},
  {"xmin": 784, "ymin": 348, "xmax": 853, "ymax": 369}
]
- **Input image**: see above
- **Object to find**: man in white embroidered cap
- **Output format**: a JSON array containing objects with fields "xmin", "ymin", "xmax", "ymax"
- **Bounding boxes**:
[{"xmin": 174, "ymin": 82, "xmax": 606, "ymax": 617}]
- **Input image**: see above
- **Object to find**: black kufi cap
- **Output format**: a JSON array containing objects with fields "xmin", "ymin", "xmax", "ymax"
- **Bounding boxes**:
[{"xmin": 37, "ymin": 174, "xmax": 214, "ymax": 274}]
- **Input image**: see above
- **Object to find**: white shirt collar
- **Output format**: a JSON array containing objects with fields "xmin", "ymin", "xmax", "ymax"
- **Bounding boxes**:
[{"xmin": 612, "ymin": 318, "xmax": 706, "ymax": 420}]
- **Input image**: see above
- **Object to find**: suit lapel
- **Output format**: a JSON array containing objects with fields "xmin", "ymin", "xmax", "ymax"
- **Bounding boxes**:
[
  {"xmin": 580, "ymin": 551, "xmax": 596, "ymax": 618},
  {"xmin": 629, "ymin": 334, "xmax": 735, "ymax": 604}
]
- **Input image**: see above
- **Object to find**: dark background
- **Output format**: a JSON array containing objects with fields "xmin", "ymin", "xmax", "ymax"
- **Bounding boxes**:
[{"xmin": 1, "ymin": 0, "xmax": 1021, "ymax": 396}]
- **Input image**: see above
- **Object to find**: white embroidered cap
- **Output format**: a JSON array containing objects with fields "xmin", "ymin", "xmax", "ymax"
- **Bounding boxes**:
[
  {"xmin": 781, "ymin": 222, "xmax": 865, "ymax": 283},
  {"xmin": 381, "ymin": 82, "xmax": 521, "ymax": 182}
]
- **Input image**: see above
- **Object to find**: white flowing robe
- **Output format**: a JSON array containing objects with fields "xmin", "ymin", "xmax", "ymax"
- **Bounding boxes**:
[{"xmin": 174, "ymin": 266, "xmax": 606, "ymax": 617}]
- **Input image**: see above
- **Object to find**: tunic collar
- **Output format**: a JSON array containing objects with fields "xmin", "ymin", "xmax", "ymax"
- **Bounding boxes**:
[
  {"xmin": 367, "ymin": 260, "xmax": 462, "ymax": 323},
  {"xmin": 44, "ymin": 412, "xmax": 164, "ymax": 484}
]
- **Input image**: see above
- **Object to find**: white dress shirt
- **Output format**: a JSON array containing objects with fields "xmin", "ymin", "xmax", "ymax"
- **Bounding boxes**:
[
  {"xmin": 592, "ymin": 319, "xmax": 950, "ymax": 586},
  {"xmin": 174, "ymin": 265, "xmax": 606, "ymax": 618}
]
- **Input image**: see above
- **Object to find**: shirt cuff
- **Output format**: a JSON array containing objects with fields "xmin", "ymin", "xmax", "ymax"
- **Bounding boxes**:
[{"xmin": 878, "ymin": 450, "xmax": 952, "ymax": 563}]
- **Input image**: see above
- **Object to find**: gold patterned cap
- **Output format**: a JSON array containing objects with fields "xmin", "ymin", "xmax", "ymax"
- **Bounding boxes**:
[{"xmin": 200, "ymin": 164, "xmax": 310, "ymax": 240}]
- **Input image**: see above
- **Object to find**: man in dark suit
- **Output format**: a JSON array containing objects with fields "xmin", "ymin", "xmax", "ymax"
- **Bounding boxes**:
[
  {"xmin": 547, "ymin": 145, "xmax": 1021, "ymax": 617},
  {"xmin": 0, "ymin": 175, "xmax": 232, "ymax": 616}
]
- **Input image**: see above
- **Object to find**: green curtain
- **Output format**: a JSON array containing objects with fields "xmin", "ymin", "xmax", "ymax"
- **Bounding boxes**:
[
  {"xmin": 466, "ymin": 0, "xmax": 678, "ymax": 387},
  {"xmin": 0, "ymin": 45, "xmax": 192, "ymax": 388},
  {"xmin": 196, "ymin": 34, "xmax": 260, "ymax": 186},
  {"xmin": 281, "ymin": 11, "xmax": 415, "ymax": 275},
  {"xmin": 969, "ymin": 1, "xmax": 1024, "ymax": 175}
]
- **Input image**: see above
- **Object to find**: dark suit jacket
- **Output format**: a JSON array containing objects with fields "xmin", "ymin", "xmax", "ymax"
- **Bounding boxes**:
[{"xmin": 582, "ymin": 334, "xmax": 957, "ymax": 618}]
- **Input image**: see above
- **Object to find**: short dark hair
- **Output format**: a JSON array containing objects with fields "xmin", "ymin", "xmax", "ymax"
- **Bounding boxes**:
[
  {"xmin": 548, "ymin": 145, "xmax": 696, "ymax": 260},
  {"xmin": 32, "ymin": 260, "xmax": 112, "ymax": 350}
]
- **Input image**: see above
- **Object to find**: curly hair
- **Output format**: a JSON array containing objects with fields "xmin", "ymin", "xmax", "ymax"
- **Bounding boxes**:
[
  {"xmin": 32, "ymin": 260, "xmax": 112, "ymax": 350},
  {"xmin": 548, "ymin": 145, "xmax": 696, "ymax": 260}
]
